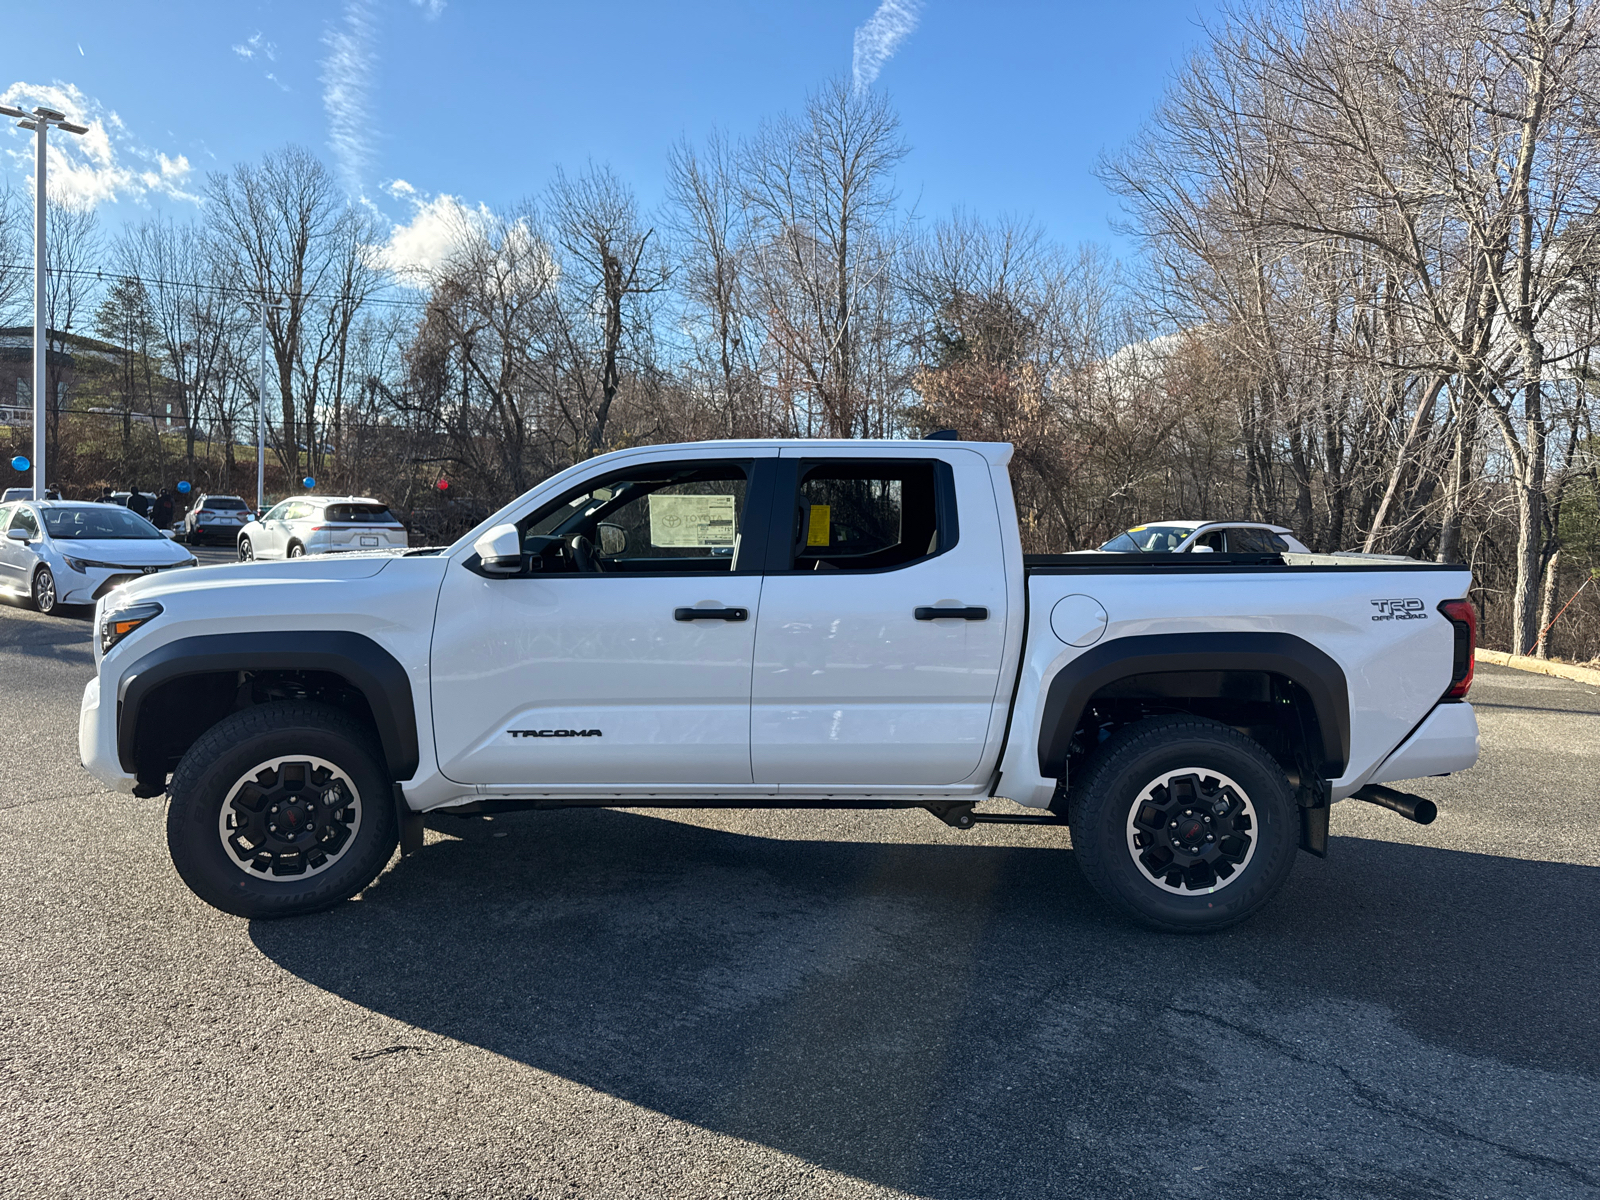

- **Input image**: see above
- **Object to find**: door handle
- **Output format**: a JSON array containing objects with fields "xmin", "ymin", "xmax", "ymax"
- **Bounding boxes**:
[
  {"xmin": 674, "ymin": 606, "xmax": 749, "ymax": 621},
  {"xmin": 914, "ymin": 606, "xmax": 988, "ymax": 621}
]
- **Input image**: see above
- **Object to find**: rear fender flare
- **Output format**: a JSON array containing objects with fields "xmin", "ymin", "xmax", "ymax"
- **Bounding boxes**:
[
  {"xmin": 1037, "ymin": 631, "xmax": 1350, "ymax": 778},
  {"xmin": 115, "ymin": 631, "xmax": 419, "ymax": 780}
]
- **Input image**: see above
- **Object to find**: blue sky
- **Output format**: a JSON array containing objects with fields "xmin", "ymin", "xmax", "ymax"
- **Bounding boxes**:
[{"xmin": 4, "ymin": 0, "xmax": 1223, "ymax": 270}]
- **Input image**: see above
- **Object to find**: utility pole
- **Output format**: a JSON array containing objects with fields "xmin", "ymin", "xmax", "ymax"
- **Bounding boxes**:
[
  {"xmin": 0, "ymin": 103, "xmax": 87, "ymax": 500},
  {"xmin": 248, "ymin": 299, "xmax": 286, "ymax": 514}
]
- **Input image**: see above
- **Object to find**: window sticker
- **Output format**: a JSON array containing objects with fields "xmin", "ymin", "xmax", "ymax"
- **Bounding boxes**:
[
  {"xmin": 806, "ymin": 504, "xmax": 831, "ymax": 547},
  {"xmin": 648, "ymin": 493, "xmax": 737, "ymax": 547}
]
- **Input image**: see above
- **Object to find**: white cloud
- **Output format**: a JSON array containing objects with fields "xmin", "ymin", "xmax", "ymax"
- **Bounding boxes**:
[
  {"xmin": 320, "ymin": 0, "xmax": 378, "ymax": 194},
  {"xmin": 412, "ymin": 0, "xmax": 447, "ymax": 19},
  {"xmin": 376, "ymin": 182, "xmax": 493, "ymax": 283},
  {"xmin": 852, "ymin": 0, "xmax": 923, "ymax": 92},
  {"xmin": 0, "ymin": 80, "xmax": 201, "ymax": 208},
  {"xmin": 232, "ymin": 32, "xmax": 277, "ymax": 62}
]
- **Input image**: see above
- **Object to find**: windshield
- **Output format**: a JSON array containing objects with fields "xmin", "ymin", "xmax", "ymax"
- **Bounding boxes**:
[
  {"xmin": 1099, "ymin": 525, "xmax": 1195, "ymax": 552},
  {"xmin": 42, "ymin": 506, "xmax": 163, "ymax": 540}
]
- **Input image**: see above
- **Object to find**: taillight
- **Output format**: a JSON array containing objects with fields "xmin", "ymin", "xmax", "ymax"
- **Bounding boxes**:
[{"xmin": 1438, "ymin": 598, "xmax": 1477, "ymax": 699}]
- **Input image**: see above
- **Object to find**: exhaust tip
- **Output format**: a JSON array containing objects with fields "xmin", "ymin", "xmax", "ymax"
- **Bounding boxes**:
[{"xmin": 1352, "ymin": 784, "xmax": 1438, "ymax": 825}]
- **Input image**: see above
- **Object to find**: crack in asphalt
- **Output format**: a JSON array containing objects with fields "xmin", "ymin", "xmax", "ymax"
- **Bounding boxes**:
[{"xmin": 1168, "ymin": 1004, "xmax": 1600, "ymax": 1189}]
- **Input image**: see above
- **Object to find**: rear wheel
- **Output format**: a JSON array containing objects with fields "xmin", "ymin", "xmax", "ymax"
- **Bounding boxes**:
[
  {"xmin": 1067, "ymin": 716, "xmax": 1297, "ymax": 932},
  {"xmin": 166, "ymin": 703, "xmax": 398, "ymax": 918},
  {"xmin": 30, "ymin": 566, "xmax": 57, "ymax": 614},
  {"xmin": 237, "ymin": 536, "xmax": 254, "ymax": 561},
  {"xmin": 287, "ymin": 541, "xmax": 305, "ymax": 559}
]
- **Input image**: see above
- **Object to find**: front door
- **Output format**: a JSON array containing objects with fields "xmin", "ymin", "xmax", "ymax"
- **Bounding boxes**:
[
  {"xmin": 430, "ymin": 454, "xmax": 774, "ymax": 787},
  {"xmin": 750, "ymin": 448, "xmax": 1010, "ymax": 788}
]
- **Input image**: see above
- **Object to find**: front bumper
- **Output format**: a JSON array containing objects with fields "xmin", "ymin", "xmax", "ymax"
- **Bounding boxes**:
[{"xmin": 79, "ymin": 674, "xmax": 137, "ymax": 794}]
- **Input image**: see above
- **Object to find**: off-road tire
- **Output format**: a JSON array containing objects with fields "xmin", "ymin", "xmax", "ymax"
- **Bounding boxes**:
[
  {"xmin": 30, "ymin": 566, "xmax": 57, "ymax": 614},
  {"xmin": 166, "ymin": 702, "xmax": 397, "ymax": 918},
  {"xmin": 1067, "ymin": 716, "xmax": 1297, "ymax": 933}
]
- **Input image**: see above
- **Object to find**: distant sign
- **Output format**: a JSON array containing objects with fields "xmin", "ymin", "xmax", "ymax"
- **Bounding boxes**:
[
  {"xmin": 177, "ymin": 480, "xmax": 191, "ymax": 494},
  {"xmin": 10, "ymin": 455, "xmax": 29, "ymax": 473},
  {"xmin": 648, "ymin": 493, "xmax": 737, "ymax": 548}
]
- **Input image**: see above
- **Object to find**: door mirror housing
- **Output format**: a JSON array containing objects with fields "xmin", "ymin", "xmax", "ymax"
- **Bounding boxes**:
[
  {"xmin": 474, "ymin": 523, "xmax": 524, "ymax": 574},
  {"xmin": 1189, "ymin": 544, "xmax": 1215, "ymax": 554},
  {"xmin": 5, "ymin": 527, "xmax": 27, "ymax": 541},
  {"xmin": 597, "ymin": 522, "xmax": 628, "ymax": 557}
]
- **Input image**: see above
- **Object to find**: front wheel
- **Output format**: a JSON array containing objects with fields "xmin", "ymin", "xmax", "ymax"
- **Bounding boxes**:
[
  {"xmin": 166, "ymin": 703, "xmax": 398, "ymax": 918},
  {"xmin": 1067, "ymin": 716, "xmax": 1298, "ymax": 933},
  {"xmin": 237, "ymin": 536, "xmax": 254, "ymax": 561},
  {"xmin": 30, "ymin": 566, "xmax": 57, "ymax": 614}
]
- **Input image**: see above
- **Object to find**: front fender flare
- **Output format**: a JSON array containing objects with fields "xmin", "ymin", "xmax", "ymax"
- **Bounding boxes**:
[{"xmin": 115, "ymin": 631, "xmax": 420, "ymax": 781}]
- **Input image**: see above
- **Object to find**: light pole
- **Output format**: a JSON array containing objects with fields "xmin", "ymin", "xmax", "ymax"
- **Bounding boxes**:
[
  {"xmin": 247, "ymin": 299, "xmax": 286, "ymax": 515},
  {"xmin": 0, "ymin": 104, "xmax": 88, "ymax": 500}
]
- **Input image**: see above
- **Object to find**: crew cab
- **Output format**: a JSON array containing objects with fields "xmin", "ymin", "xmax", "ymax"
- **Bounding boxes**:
[{"xmin": 78, "ymin": 439, "xmax": 1479, "ymax": 930}]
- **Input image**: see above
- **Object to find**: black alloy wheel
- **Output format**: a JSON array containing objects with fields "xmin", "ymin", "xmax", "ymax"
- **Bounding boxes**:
[
  {"xmin": 1067, "ymin": 715, "xmax": 1298, "ymax": 932},
  {"xmin": 238, "ymin": 537, "xmax": 254, "ymax": 561},
  {"xmin": 167, "ymin": 702, "xmax": 398, "ymax": 918}
]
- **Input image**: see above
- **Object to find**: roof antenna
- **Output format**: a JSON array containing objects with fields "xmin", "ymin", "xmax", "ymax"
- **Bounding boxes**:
[{"xmin": 924, "ymin": 429, "xmax": 959, "ymax": 441}]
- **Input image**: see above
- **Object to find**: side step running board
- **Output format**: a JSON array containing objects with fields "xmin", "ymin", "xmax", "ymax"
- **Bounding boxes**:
[{"xmin": 1351, "ymin": 784, "xmax": 1438, "ymax": 825}]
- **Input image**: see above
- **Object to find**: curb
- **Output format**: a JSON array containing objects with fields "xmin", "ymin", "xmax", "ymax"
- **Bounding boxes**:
[{"xmin": 1475, "ymin": 648, "xmax": 1600, "ymax": 688}]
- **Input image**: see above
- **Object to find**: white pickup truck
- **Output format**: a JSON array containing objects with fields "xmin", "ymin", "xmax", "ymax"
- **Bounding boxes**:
[{"xmin": 79, "ymin": 438, "xmax": 1480, "ymax": 931}]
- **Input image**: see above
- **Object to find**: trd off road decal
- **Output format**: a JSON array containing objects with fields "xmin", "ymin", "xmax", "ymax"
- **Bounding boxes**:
[
  {"xmin": 1370, "ymin": 598, "xmax": 1428, "ymax": 621},
  {"xmin": 508, "ymin": 729, "xmax": 604, "ymax": 738}
]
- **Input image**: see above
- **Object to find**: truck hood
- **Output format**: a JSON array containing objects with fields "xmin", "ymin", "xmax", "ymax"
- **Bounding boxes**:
[{"xmin": 106, "ymin": 551, "xmax": 397, "ymax": 606}]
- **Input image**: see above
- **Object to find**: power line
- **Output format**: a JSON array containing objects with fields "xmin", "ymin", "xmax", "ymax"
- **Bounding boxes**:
[{"xmin": 0, "ymin": 261, "xmax": 431, "ymax": 310}]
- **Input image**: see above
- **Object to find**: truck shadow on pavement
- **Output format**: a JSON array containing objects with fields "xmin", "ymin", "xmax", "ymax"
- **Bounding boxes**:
[{"xmin": 251, "ymin": 808, "xmax": 1600, "ymax": 1198}]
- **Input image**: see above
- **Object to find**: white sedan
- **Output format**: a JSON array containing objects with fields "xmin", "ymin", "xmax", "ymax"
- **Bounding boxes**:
[
  {"xmin": 236, "ymin": 496, "xmax": 409, "ymax": 560},
  {"xmin": 0, "ymin": 500, "xmax": 197, "ymax": 615}
]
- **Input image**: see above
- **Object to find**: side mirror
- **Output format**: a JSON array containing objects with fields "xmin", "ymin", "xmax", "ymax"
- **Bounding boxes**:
[
  {"xmin": 1190, "ymin": 544, "xmax": 1215, "ymax": 554},
  {"xmin": 160, "ymin": 528, "xmax": 177, "ymax": 540},
  {"xmin": 5, "ymin": 527, "xmax": 27, "ymax": 541},
  {"xmin": 597, "ymin": 522, "xmax": 628, "ymax": 557},
  {"xmin": 474, "ymin": 523, "xmax": 524, "ymax": 575}
]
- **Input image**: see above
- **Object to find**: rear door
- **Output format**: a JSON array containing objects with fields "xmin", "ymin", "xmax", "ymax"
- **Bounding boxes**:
[
  {"xmin": 255, "ymin": 502, "xmax": 292, "ymax": 557},
  {"xmin": 750, "ymin": 448, "xmax": 1010, "ymax": 788}
]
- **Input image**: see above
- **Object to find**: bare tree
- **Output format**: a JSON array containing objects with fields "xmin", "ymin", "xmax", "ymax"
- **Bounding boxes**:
[
  {"xmin": 741, "ymin": 77, "xmax": 909, "ymax": 437},
  {"xmin": 547, "ymin": 164, "xmax": 669, "ymax": 454},
  {"xmin": 205, "ymin": 147, "xmax": 384, "ymax": 481}
]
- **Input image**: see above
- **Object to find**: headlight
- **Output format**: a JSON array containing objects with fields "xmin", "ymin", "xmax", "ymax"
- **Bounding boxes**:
[
  {"xmin": 101, "ymin": 602, "xmax": 163, "ymax": 655},
  {"xmin": 64, "ymin": 556, "xmax": 116, "ymax": 573}
]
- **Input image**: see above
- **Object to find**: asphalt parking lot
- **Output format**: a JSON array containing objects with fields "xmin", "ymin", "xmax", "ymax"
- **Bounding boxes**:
[{"xmin": 2, "ymin": 590, "xmax": 1598, "ymax": 1200}]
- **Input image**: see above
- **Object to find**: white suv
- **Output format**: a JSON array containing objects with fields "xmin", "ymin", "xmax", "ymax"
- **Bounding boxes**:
[
  {"xmin": 1096, "ymin": 520, "xmax": 1310, "ymax": 554},
  {"xmin": 237, "ymin": 496, "xmax": 408, "ymax": 560},
  {"xmin": 181, "ymin": 494, "xmax": 253, "ymax": 545}
]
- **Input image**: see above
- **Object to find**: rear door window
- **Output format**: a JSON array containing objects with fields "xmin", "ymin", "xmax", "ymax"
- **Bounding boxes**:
[{"xmin": 784, "ymin": 459, "xmax": 951, "ymax": 572}]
